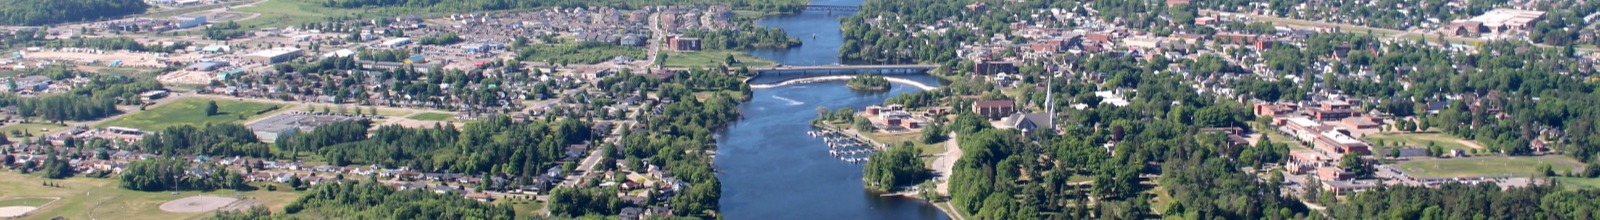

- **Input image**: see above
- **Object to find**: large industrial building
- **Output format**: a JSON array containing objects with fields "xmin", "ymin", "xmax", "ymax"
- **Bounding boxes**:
[
  {"xmin": 246, "ymin": 112, "xmax": 361, "ymax": 141},
  {"xmin": 247, "ymin": 48, "xmax": 303, "ymax": 64}
]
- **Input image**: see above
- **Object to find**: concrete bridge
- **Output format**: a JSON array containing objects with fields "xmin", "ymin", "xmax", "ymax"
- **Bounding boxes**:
[
  {"xmin": 750, "ymin": 64, "xmax": 938, "ymax": 75},
  {"xmin": 748, "ymin": 75, "xmax": 936, "ymax": 91},
  {"xmin": 745, "ymin": 64, "xmax": 940, "ymax": 90},
  {"xmin": 800, "ymin": 5, "xmax": 861, "ymax": 11}
]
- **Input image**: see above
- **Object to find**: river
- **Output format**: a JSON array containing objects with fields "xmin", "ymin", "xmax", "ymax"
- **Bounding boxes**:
[{"xmin": 713, "ymin": 0, "xmax": 952, "ymax": 218}]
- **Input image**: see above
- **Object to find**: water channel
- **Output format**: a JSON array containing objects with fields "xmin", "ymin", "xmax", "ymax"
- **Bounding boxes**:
[{"xmin": 713, "ymin": 0, "xmax": 951, "ymax": 218}]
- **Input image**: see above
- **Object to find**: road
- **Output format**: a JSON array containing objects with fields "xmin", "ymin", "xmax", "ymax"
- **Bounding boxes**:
[
  {"xmin": 643, "ymin": 11, "xmax": 665, "ymax": 68},
  {"xmin": 928, "ymin": 132, "xmax": 965, "ymax": 220},
  {"xmin": 932, "ymin": 132, "xmax": 960, "ymax": 195},
  {"xmin": 559, "ymin": 120, "xmax": 632, "ymax": 187}
]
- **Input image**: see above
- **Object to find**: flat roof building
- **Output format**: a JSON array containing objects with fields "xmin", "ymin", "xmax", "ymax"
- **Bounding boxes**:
[
  {"xmin": 246, "ymin": 112, "xmax": 361, "ymax": 141},
  {"xmin": 382, "ymin": 38, "xmax": 413, "ymax": 47},
  {"xmin": 247, "ymin": 48, "xmax": 302, "ymax": 64},
  {"xmin": 1468, "ymin": 9, "xmax": 1544, "ymax": 33}
]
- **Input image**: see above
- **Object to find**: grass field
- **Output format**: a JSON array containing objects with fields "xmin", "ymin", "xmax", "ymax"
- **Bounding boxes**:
[
  {"xmin": 407, "ymin": 112, "xmax": 454, "ymax": 121},
  {"xmin": 0, "ymin": 172, "xmax": 302, "ymax": 220},
  {"xmin": 232, "ymin": 0, "xmax": 420, "ymax": 28},
  {"xmin": 99, "ymin": 98, "xmax": 289, "ymax": 130},
  {"xmin": 858, "ymin": 131, "xmax": 945, "ymax": 165},
  {"xmin": 663, "ymin": 50, "xmax": 776, "ymax": 68},
  {"xmin": 0, "ymin": 123, "xmax": 66, "ymax": 139},
  {"xmin": 0, "ymin": 197, "xmax": 56, "ymax": 207},
  {"xmin": 1364, "ymin": 132, "xmax": 1479, "ymax": 151},
  {"xmin": 298, "ymin": 105, "xmax": 408, "ymax": 117},
  {"xmin": 519, "ymin": 42, "xmax": 647, "ymax": 65},
  {"xmin": 1555, "ymin": 177, "xmax": 1600, "ymax": 190},
  {"xmin": 1396, "ymin": 156, "xmax": 1586, "ymax": 178}
]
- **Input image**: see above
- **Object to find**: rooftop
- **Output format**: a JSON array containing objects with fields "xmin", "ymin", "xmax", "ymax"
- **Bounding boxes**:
[{"xmin": 1319, "ymin": 130, "xmax": 1363, "ymax": 145}]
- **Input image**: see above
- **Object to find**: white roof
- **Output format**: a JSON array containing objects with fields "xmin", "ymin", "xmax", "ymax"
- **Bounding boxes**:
[
  {"xmin": 1320, "ymin": 130, "xmax": 1363, "ymax": 144},
  {"xmin": 250, "ymin": 48, "xmax": 301, "ymax": 57},
  {"xmin": 1288, "ymin": 117, "xmax": 1319, "ymax": 127},
  {"xmin": 1094, "ymin": 91, "xmax": 1130, "ymax": 107}
]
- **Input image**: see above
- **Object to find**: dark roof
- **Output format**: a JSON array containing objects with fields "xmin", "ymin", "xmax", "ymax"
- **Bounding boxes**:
[{"xmin": 974, "ymin": 100, "xmax": 1014, "ymax": 108}]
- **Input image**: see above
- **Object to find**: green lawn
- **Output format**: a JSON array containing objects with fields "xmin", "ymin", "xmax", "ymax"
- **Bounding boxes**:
[
  {"xmin": 0, "ymin": 172, "xmax": 302, "ymax": 220},
  {"xmin": 0, "ymin": 123, "xmax": 66, "ymax": 139},
  {"xmin": 1253, "ymin": 123, "xmax": 1309, "ymax": 150},
  {"xmin": 407, "ymin": 112, "xmax": 454, "ymax": 121},
  {"xmin": 1364, "ymin": 132, "xmax": 1479, "ymax": 151},
  {"xmin": 232, "ymin": 0, "xmax": 436, "ymax": 28},
  {"xmin": 99, "ymin": 98, "xmax": 288, "ymax": 130},
  {"xmin": 518, "ymin": 42, "xmax": 646, "ymax": 65},
  {"xmin": 1556, "ymin": 177, "xmax": 1600, "ymax": 190},
  {"xmin": 663, "ymin": 50, "xmax": 776, "ymax": 68},
  {"xmin": 0, "ymin": 197, "xmax": 57, "ymax": 207},
  {"xmin": 1396, "ymin": 156, "xmax": 1586, "ymax": 178}
]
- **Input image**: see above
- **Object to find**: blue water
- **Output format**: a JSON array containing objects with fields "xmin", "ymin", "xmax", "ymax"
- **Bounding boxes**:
[{"xmin": 715, "ymin": 0, "xmax": 952, "ymax": 218}]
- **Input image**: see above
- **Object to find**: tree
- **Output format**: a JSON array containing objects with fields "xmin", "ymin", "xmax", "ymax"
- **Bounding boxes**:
[
  {"xmin": 920, "ymin": 124, "xmax": 945, "ymax": 144},
  {"xmin": 204, "ymin": 100, "xmax": 219, "ymax": 116},
  {"xmin": 854, "ymin": 116, "xmax": 875, "ymax": 132},
  {"xmin": 862, "ymin": 146, "xmax": 926, "ymax": 191},
  {"xmin": 1339, "ymin": 153, "xmax": 1369, "ymax": 178},
  {"xmin": 289, "ymin": 175, "xmax": 303, "ymax": 189}
]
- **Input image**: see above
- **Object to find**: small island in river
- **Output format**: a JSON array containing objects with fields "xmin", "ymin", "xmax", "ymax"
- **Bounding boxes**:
[{"xmin": 846, "ymin": 72, "xmax": 891, "ymax": 91}]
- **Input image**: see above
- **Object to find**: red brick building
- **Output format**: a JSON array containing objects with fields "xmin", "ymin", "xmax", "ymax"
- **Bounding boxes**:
[
  {"xmin": 667, "ymin": 36, "xmax": 701, "ymax": 51},
  {"xmin": 974, "ymin": 60, "xmax": 1017, "ymax": 75},
  {"xmin": 972, "ymin": 100, "xmax": 1015, "ymax": 119}
]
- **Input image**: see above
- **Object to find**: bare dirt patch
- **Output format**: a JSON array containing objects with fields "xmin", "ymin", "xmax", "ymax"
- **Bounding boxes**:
[
  {"xmin": 0, "ymin": 206, "xmax": 38, "ymax": 218},
  {"xmin": 157, "ymin": 70, "xmax": 218, "ymax": 84},
  {"xmin": 158, "ymin": 196, "xmax": 239, "ymax": 213}
]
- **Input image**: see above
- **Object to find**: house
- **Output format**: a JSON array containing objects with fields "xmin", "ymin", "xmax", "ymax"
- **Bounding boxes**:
[
  {"xmin": 465, "ymin": 192, "xmax": 494, "ymax": 202},
  {"xmin": 620, "ymin": 207, "xmax": 644, "ymax": 220},
  {"xmin": 971, "ymin": 100, "xmax": 1015, "ymax": 119}
]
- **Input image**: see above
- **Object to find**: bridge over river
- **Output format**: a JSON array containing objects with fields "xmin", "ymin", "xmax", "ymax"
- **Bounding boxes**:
[
  {"xmin": 799, "ymin": 4, "xmax": 860, "ymax": 11},
  {"xmin": 750, "ymin": 64, "xmax": 937, "ymax": 75},
  {"xmin": 745, "ymin": 64, "xmax": 940, "ymax": 91}
]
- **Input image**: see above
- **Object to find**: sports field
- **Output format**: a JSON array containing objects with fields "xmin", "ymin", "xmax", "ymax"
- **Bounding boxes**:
[
  {"xmin": 0, "ymin": 122, "xmax": 65, "ymax": 139},
  {"xmin": 99, "ymin": 98, "xmax": 289, "ymax": 130},
  {"xmin": 1555, "ymin": 177, "xmax": 1600, "ymax": 190},
  {"xmin": 407, "ymin": 112, "xmax": 455, "ymax": 121},
  {"xmin": 0, "ymin": 172, "xmax": 301, "ymax": 219},
  {"xmin": 664, "ymin": 50, "xmax": 776, "ymax": 68},
  {"xmin": 1396, "ymin": 156, "xmax": 1585, "ymax": 178},
  {"xmin": 1364, "ymin": 132, "xmax": 1481, "ymax": 151}
]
